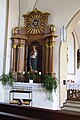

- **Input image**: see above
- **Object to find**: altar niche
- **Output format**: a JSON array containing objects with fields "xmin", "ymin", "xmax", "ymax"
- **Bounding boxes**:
[
  {"xmin": 27, "ymin": 42, "xmax": 42, "ymax": 73},
  {"xmin": 10, "ymin": 9, "xmax": 57, "ymax": 82}
]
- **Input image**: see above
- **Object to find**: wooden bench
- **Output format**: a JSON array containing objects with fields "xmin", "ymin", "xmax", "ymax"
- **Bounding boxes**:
[
  {"xmin": 0, "ymin": 112, "xmax": 40, "ymax": 120},
  {"xmin": 0, "ymin": 102, "xmax": 80, "ymax": 120}
]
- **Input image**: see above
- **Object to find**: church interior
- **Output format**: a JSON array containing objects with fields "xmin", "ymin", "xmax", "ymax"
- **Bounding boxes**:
[{"xmin": 0, "ymin": 0, "xmax": 80, "ymax": 119}]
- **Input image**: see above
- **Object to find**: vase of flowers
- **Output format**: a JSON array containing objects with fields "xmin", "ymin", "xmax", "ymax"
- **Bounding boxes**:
[{"xmin": 27, "ymin": 71, "xmax": 37, "ymax": 83}]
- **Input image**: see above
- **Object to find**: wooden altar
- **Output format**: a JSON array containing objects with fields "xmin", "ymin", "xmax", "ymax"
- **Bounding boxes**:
[{"xmin": 10, "ymin": 9, "xmax": 57, "ymax": 82}]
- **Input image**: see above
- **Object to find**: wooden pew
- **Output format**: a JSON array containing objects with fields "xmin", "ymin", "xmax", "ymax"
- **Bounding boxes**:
[
  {"xmin": 0, "ymin": 103, "xmax": 40, "ymax": 120},
  {"xmin": 0, "ymin": 111, "xmax": 40, "ymax": 120},
  {"xmin": 0, "ymin": 102, "xmax": 80, "ymax": 120}
]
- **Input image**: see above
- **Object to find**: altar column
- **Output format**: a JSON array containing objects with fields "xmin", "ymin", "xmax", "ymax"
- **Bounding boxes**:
[
  {"xmin": 17, "ymin": 41, "xmax": 26, "ymax": 73},
  {"xmin": 45, "ymin": 38, "xmax": 49, "ymax": 74},
  {"xmin": 11, "ymin": 43, "xmax": 17, "ymax": 72},
  {"xmin": 48, "ymin": 37, "xmax": 55, "ymax": 75},
  {"xmin": 45, "ymin": 35, "xmax": 56, "ymax": 75}
]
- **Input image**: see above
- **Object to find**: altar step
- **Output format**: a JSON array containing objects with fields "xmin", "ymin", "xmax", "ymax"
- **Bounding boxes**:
[{"xmin": 61, "ymin": 100, "xmax": 80, "ymax": 113}]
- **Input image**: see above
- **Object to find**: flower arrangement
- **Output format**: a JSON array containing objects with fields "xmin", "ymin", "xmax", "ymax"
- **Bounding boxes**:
[
  {"xmin": 0, "ymin": 72, "xmax": 14, "ymax": 86},
  {"xmin": 27, "ymin": 71, "xmax": 38, "ymax": 81},
  {"xmin": 43, "ymin": 73, "xmax": 58, "ymax": 101}
]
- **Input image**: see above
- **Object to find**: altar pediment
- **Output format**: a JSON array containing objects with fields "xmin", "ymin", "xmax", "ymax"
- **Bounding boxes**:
[{"xmin": 22, "ymin": 8, "xmax": 50, "ymax": 35}]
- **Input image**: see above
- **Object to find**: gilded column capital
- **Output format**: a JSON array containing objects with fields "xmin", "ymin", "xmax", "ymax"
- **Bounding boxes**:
[
  {"xmin": 45, "ymin": 41, "xmax": 55, "ymax": 48},
  {"xmin": 12, "ymin": 44, "xmax": 17, "ymax": 48},
  {"xmin": 17, "ymin": 43, "xmax": 23, "ymax": 48}
]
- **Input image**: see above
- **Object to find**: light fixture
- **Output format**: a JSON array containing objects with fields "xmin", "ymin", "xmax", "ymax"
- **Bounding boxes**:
[{"xmin": 60, "ymin": 26, "xmax": 67, "ymax": 42}]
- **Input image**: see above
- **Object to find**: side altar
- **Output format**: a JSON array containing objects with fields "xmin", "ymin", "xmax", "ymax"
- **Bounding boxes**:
[
  {"xmin": 10, "ymin": 8, "xmax": 57, "ymax": 82},
  {"xmin": 0, "ymin": 9, "xmax": 59, "ymax": 110}
]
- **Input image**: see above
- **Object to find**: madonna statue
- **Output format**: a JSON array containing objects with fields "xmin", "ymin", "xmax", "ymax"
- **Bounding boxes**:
[{"xmin": 29, "ymin": 46, "xmax": 38, "ymax": 72}]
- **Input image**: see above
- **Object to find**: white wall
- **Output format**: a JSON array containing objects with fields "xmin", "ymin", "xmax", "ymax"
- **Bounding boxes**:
[
  {"xmin": 5, "ymin": 0, "xmax": 19, "ymax": 73},
  {"xmin": 60, "ymin": 42, "xmax": 67, "ymax": 107},
  {"xmin": 0, "ymin": 82, "xmax": 4, "ymax": 102},
  {"xmin": 3, "ymin": 0, "xmax": 19, "ymax": 102},
  {"xmin": 0, "ymin": 0, "xmax": 19, "ymax": 102},
  {"xmin": 0, "ymin": 0, "xmax": 7, "ymax": 75},
  {"xmin": 0, "ymin": 0, "xmax": 8, "ymax": 102}
]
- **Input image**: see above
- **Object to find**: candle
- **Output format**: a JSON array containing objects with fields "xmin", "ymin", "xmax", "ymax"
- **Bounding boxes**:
[
  {"xmin": 23, "ymin": 71, "xmax": 25, "ymax": 74},
  {"xmin": 39, "ymin": 72, "xmax": 41, "ymax": 75}
]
